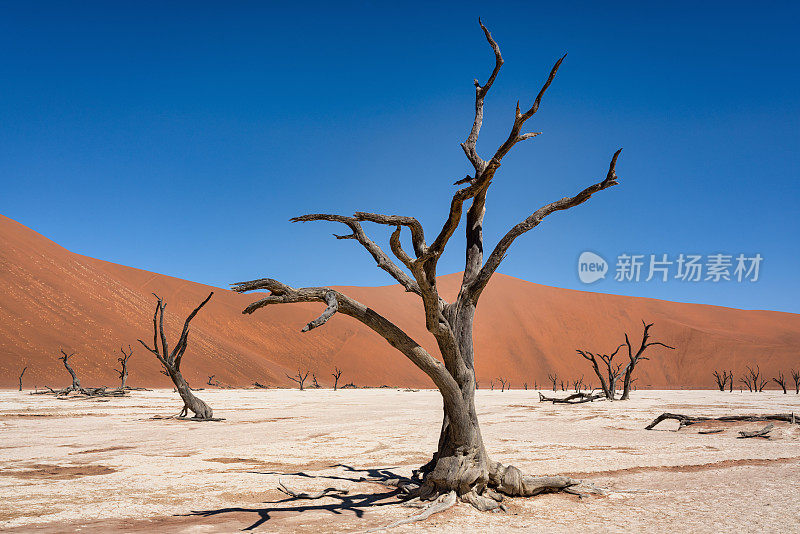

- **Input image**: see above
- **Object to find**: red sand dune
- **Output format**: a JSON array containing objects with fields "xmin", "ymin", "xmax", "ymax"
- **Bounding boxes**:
[{"xmin": 1, "ymin": 213, "xmax": 798, "ymax": 390}]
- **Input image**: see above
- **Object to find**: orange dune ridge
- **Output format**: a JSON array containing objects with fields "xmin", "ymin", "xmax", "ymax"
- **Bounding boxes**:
[{"xmin": 1, "ymin": 213, "xmax": 798, "ymax": 390}]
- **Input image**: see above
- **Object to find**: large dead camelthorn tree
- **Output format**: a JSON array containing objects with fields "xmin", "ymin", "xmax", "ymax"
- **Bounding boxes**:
[
  {"xmin": 619, "ymin": 321, "xmax": 674, "ymax": 400},
  {"xmin": 138, "ymin": 292, "xmax": 215, "ymax": 419},
  {"xmin": 772, "ymin": 372, "xmax": 787, "ymax": 394},
  {"xmin": 234, "ymin": 19, "xmax": 621, "ymax": 508}
]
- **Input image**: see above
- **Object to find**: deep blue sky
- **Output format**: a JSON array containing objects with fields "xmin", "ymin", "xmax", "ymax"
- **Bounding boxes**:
[{"xmin": 1, "ymin": 2, "xmax": 798, "ymax": 312}]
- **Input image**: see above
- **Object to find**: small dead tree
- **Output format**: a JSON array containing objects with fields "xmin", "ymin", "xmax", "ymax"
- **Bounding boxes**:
[
  {"xmin": 712, "ymin": 370, "xmax": 731, "ymax": 391},
  {"xmin": 792, "ymin": 369, "xmax": 800, "ymax": 394},
  {"xmin": 772, "ymin": 372, "xmax": 787, "ymax": 394},
  {"xmin": 576, "ymin": 345, "xmax": 624, "ymax": 400},
  {"xmin": 117, "ymin": 345, "xmax": 133, "ymax": 389},
  {"xmin": 287, "ymin": 369, "xmax": 310, "ymax": 390},
  {"xmin": 207, "ymin": 375, "xmax": 216, "ymax": 386},
  {"xmin": 572, "ymin": 376, "xmax": 583, "ymax": 392},
  {"xmin": 559, "ymin": 380, "xmax": 566, "ymax": 392},
  {"xmin": 331, "ymin": 367, "xmax": 343, "ymax": 391},
  {"xmin": 312, "ymin": 374, "xmax": 321, "ymax": 388},
  {"xmin": 137, "ymin": 292, "xmax": 215, "ymax": 420},
  {"xmin": 234, "ymin": 19, "xmax": 622, "ymax": 507},
  {"xmin": 523, "ymin": 382, "xmax": 528, "ymax": 390},
  {"xmin": 18, "ymin": 366, "xmax": 27, "ymax": 391},
  {"xmin": 58, "ymin": 349, "xmax": 82, "ymax": 393},
  {"xmin": 547, "ymin": 373, "xmax": 558, "ymax": 392},
  {"xmin": 620, "ymin": 321, "xmax": 674, "ymax": 400},
  {"xmin": 497, "ymin": 377, "xmax": 508, "ymax": 392},
  {"xmin": 740, "ymin": 365, "xmax": 767, "ymax": 392}
]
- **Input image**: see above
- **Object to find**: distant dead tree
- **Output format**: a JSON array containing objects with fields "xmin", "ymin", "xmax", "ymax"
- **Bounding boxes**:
[
  {"xmin": 490, "ymin": 380, "xmax": 494, "ymax": 391},
  {"xmin": 792, "ymin": 369, "xmax": 800, "ymax": 394},
  {"xmin": 619, "ymin": 321, "xmax": 674, "ymax": 400},
  {"xmin": 234, "ymin": 19, "xmax": 623, "ymax": 508},
  {"xmin": 712, "ymin": 370, "xmax": 732, "ymax": 391},
  {"xmin": 547, "ymin": 373, "xmax": 558, "ymax": 392},
  {"xmin": 286, "ymin": 369, "xmax": 310, "ymax": 390},
  {"xmin": 18, "ymin": 366, "xmax": 27, "ymax": 391},
  {"xmin": 332, "ymin": 367, "xmax": 343, "ymax": 391},
  {"xmin": 729, "ymin": 371, "xmax": 734, "ymax": 392},
  {"xmin": 497, "ymin": 377, "xmax": 508, "ymax": 392},
  {"xmin": 740, "ymin": 365, "xmax": 767, "ymax": 392},
  {"xmin": 58, "ymin": 349, "xmax": 83, "ymax": 393},
  {"xmin": 117, "ymin": 345, "xmax": 133, "ymax": 389},
  {"xmin": 576, "ymin": 344, "xmax": 624, "ymax": 400},
  {"xmin": 207, "ymin": 375, "xmax": 216, "ymax": 386},
  {"xmin": 572, "ymin": 376, "xmax": 583, "ymax": 392},
  {"xmin": 137, "ymin": 292, "xmax": 215, "ymax": 420},
  {"xmin": 772, "ymin": 372, "xmax": 787, "ymax": 394},
  {"xmin": 523, "ymin": 382, "xmax": 528, "ymax": 390},
  {"xmin": 311, "ymin": 374, "xmax": 321, "ymax": 388},
  {"xmin": 559, "ymin": 379, "xmax": 566, "ymax": 391}
]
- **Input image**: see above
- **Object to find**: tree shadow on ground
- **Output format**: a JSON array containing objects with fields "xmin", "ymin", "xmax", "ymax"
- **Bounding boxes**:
[{"xmin": 185, "ymin": 464, "xmax": 414, "ymax": 531}]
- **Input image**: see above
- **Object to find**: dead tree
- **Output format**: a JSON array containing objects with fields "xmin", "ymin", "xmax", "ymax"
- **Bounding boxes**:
[
  {"xmin": 729, "ymin": 371, "xmax": 733, "ymax": 392},
  {"xmin": 539, "ymin": 391, "xmax": 605, "ymax": 404},
  {"xmin": 18, "ymin": 366, "xmax": 27, "ymax": 391},
  {"xmin": 620, "ymin": 321, "xmax": 674, "ymax": 400},
  {"xmin": 332, "ymin": 367, "xmax": 343, "ymax": 391},
  {"xmin": 523, "ymin": 382, "xmax": 528, "ymax": 390},
  {"xmin": 58, "ymin": 349, "xmax": 83, "ymax": 393},
  {"xmin": 233, "ymin": 19, "xmax": 622, "ymax": 508},
  {"xmin": 792, "ymin": 369, "xmax": 800, "ymax": 394},
  {"xmin": 576, "ymin": 345, "xmax": 624, "ymax": 400},
  {"xmin": 772, "ymin": 372, "xmax": 787, "ymax": 394},
  {"xmin": 547, "ymin": 373, "xmax": 558, "ymax": 392},
  {"xmin": 497, "ymin": 377, "xmax": 508, "ymax": 392},
  {"xmin": 646, "ymin": 412, "xmax": 799, "ymax": 430},
  {"xmin": 572, "ymin": 376, "xmax": 583, "ymax": 392},
  {"xmin": 312, "ymin": 374, "xmax": 321, "ymax": 388},
  {"xmin": 712, "ymin": 370, "xmax": 731, "ymax": 391},
  {"xmin": 287, "ymin": 369, "xmax": 309, "ymax": 390},
  {"xmin": 559, "ymin": 380, "xmax": 566, "ymax": 391},
  {"xmin": 117, "ymin": 345, "xmax": 133, "ymax": 389},
  {"xmin": 137, "ymin": 292, "xmax": 215, "ymax": 420},
  {"xmin": 740, "ymin": 365, "xmax": 767, "ymax": 392}
]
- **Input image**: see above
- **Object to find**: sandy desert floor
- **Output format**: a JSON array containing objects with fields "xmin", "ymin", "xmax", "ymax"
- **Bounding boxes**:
[{"xmin": 1, "ymin": 388, "xmax": 799, "ymax": 533}]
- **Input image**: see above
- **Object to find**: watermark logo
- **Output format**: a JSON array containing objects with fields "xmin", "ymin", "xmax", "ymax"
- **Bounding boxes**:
[
  {"xmin": 577, "ymin": 251, "xmax": 608, "ymax": 284},
  {"xmin": 578, "ymin": 252, "xmax": 763, "ymax": 284}
]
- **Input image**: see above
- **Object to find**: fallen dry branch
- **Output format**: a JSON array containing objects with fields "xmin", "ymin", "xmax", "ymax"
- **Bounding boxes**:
[
  {"xmin": 646, "ymin": 412, "xmax": 799, "ymax": 430},
  {"xmin": 737, "ymin": 424, "xmax": 774, "ymax": 439},
  {"xmin": 538, "ymin": 391, "xmax": 605, "ymax": 404}
]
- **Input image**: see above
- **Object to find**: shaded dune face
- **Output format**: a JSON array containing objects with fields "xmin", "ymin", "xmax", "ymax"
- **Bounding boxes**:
[{"xmin": 1, "ymin": 214, "xmax": 798, "ymax": 389}]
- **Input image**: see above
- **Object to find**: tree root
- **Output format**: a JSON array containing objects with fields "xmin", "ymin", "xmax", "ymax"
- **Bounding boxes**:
[
  {"xmin": 646, "ymin": 412, "xmax": 798, "ymax": 430},
  {"xmin": 361, "ymin": 490, "xmax": 457, "ymax": 533}
]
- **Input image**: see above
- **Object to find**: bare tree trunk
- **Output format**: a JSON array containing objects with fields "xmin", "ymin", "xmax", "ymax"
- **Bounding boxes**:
[
  {"xmin": 117, "ymin": 345, "xmax": 132, "ymax": 389},
  {"xmin": 792, "ymin": 369, "xmax": 800, "ymax": 394},
  {"xmin": 138, "ymin": 293, "xmax": 215, "ymax": 420},
  {"xmin": 59, "ymin": 349, "xmax": 81, "ymax": 391},
  {"xmin": 19, "ymin": 366, "xmax": 27, "ymax": 391}
]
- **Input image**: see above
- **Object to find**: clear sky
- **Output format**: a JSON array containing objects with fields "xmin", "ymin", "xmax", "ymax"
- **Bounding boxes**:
[{"xmin": 1, "ymin": 2, "xmax": 798, "ymax": 312}]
